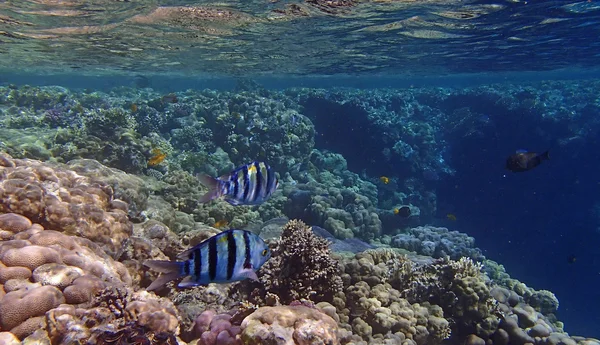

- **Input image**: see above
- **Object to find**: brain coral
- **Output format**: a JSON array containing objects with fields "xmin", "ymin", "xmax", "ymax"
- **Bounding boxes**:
[{"xmin": 0, "ymin": 152, "xmax": 132, "ymax": 257}]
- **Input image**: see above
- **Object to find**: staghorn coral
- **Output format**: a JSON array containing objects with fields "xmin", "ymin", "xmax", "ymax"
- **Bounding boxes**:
[
  {"xmin": 249, "ymin": 219, "xmax": 343, "ymax": 305},
  {"xmin": 0, "ymin": 153, "xmax": 132, "ymax": 257}
]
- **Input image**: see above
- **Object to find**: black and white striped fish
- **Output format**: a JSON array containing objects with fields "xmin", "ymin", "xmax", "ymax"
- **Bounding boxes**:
[
  {"xmin": 197, "ymin": 161, "xmax": 279, "ymax": 206},
  {"xmin": 144, "ymin": 230, "xmax": 270, "ymax": 291}
]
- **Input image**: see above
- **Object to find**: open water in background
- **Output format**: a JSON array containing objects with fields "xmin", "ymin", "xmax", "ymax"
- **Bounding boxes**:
[{"xmin": 2, "ymin": 0, "xmax": 600, "ymax": 339}]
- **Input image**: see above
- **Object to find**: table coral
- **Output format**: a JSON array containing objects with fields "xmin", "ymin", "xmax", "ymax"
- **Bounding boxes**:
[{"xmin": 0, "ymin": 153, "xmax": 133, "ymax": 257}]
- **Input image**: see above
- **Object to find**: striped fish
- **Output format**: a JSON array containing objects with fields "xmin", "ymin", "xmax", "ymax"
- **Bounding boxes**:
[
  {"xmin": 144, "ymin": 230, "xmax": 270, "ymax": 291},
  {"xmin": 197, "ymin": 161, "xmax": 279, "ymax": 206}
]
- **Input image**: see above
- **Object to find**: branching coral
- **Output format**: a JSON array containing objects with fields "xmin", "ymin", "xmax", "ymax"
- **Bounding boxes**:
[
  {"xmin": 248, "ymin": 219, "xmax": 343, "ymax": 305},
  {"xmin": 392, "ymin": 257, "xmax": 500, "ymax": 340}
]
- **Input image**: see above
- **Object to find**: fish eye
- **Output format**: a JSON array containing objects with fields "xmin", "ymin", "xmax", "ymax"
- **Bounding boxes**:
[{"xmin": 261, "ymin": 249, "xmax": 268, "ymax": 256}]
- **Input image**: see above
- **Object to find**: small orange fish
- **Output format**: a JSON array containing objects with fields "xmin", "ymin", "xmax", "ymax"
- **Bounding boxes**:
[
  {"xmin": 130, "ymin": 103, "xmax": 138, "ymax": 112},
  {"xmin": 214, "ymin": 219, "xmax": 229, "ymax": 228},
  {"xmin": 446, "ymin": 213, "xmax": 457, "ymax": 221},
  {"xmin": 148, "ymin": 148, "xmax": 167, "ymax": 166},
  {"xmin": 379, "ymin": 176, "xmax": 390, "ymax": 184}
]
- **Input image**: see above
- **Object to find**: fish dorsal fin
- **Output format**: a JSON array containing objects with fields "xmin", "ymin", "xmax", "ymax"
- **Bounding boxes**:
[
  {"xmin": 176, "ymin": 238, "xmax": 210, "ymax": 260},
  {"xmin": 218, "ymin": 172, "xmax": 232, "ymax": 181},
  {"xmin": 176, "ymin": 230, "xmax": 233, "ymax": 260},
  {"xmin": 516, "ymin": 149, "xmax": 528, "ymax": 154},
  {"xmin": 176, "ymin": 247, "xmax": 196, "ymax": 261}
]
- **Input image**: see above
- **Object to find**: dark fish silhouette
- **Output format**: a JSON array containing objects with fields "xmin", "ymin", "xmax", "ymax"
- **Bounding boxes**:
[
  {"xmin": 567, "ymin": 254, "xmax": 577, "ymax": 264},
  {"xmin": 394, "ymin": 206, "xmax": 411, "ymax": 217},
  {"xmin": 506, "ymin": 150, "xmax": 549, "ymax": 172},
  {"xmin": 161, "ymin": 93, "xmax": 178, "ymax": 104}
]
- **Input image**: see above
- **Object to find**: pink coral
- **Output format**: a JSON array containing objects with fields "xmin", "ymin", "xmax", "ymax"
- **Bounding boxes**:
[{"xmin": 189, "ymin": 310, "xmax": 241, "ymax": 345}]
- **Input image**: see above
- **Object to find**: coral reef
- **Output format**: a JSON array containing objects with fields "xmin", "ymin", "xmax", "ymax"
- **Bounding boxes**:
[
  {"xmin": 283, "ymin": 150, "xmax": 382, "ymax": 241},
  {"xmin": 392, "ymin": 225, "xmax": 484, "ymax": 261},
  {"xmin": 0, "ymin": 212, "xmax": 179, "ymax": 344},
  {"xmin": 188, "ymin": 309, "xmax": 242, "ymax": 345},
  {"xmin": 1, "ymin": 81, "xmax": 599, "ymax": 345},
  {"xmin": 0, "ymin": 153, "xmax": 132, "ymax": 257}
]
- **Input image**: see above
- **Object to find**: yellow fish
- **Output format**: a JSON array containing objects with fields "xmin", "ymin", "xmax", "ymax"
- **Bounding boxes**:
[
  {"xmin": 148, "ymin": 148, "xmax": 167, "ymax": 166},
  {"xmin": 214, "ymin": 219, "xmax": 229, "ymax": 228},
  {"xmin": 379, "ymin": 176, "xmax": 390, "ymax": 184},
  {"xmin": 446, "ymin": 213, "xmax": 457, "ymax": 221}
]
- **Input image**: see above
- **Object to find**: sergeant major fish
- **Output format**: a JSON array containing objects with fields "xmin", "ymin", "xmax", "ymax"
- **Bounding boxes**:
[
  {"xmin": 144, "ymin": 229, "xmax": 270, "ymax": 291},
  {"xmin": 198, "ymin": 161, "xmax": 279, "ymax": 206},
  {"xmin": 506, "ymin": 149, "xmax": 550, "ymax": 173}
]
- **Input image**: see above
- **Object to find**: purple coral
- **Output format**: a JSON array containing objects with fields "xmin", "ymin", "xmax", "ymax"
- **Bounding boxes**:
[
  {"xmin": 190, "ymin": 310, "xmax": 241, "ymax": 345},
  {"xmin": 43, "ymin": 106, "xmax": 72, "ymax": 127}
]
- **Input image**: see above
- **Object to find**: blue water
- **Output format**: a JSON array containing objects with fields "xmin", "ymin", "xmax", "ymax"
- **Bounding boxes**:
[{"xmin": 436, "ymin": 101, "xmax": 600, "ymax": 337}]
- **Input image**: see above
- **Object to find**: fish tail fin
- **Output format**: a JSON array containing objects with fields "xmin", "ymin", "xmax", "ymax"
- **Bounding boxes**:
[
  {"xmin": 540, "ymin": 150, "xmax": 550, "ymax": 160},
  {"xmin": 143, "ymin": 260, "xmax": 185, "ymax": 291},
  {"xmin": 197, "ymin": 174, "xmax": 222, "ymax": 203}
]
